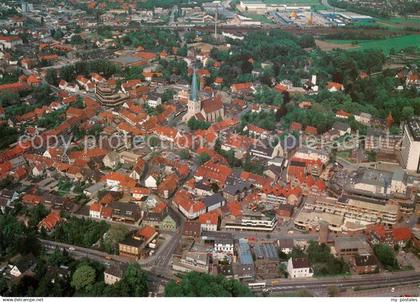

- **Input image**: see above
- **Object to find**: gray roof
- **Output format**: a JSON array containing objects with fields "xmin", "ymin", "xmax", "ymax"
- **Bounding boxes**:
[
  {"xmin": 203, "ymin": 193, "xmax": 224, "ymax": 208},
  {"xmin": 223, "ymin": 181, "xmax": 252, "ymax": 195},
  {"xmin": 254, "ymin": 243, "xmax": 279, "ymax": 260},
  {"xmin": 105, "ymin": 263, "xmax": 128, "ymax": 278},
  {"xmin": 335, "ymin": 237, "xmax": 369, "ymax": 251},
  {"xmin": 278, "ymin": 239, "xmax": 294, "ymax": 249},
  {"xmin": 332, "ymin": 121, "xmax": 350, "ymax": 132},
  {"xmin": 238, "ymin": 239, "xmax": 254, "ymax": 265}
]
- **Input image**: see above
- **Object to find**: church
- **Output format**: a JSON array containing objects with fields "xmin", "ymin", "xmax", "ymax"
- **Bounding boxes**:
[{"xmin": 182, "ymin": 69, "xmax": 224, "ymax": 123}]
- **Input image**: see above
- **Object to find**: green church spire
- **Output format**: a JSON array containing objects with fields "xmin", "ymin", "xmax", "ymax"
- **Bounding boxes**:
[{"xmin": 190, "ymin": 68, "xmax": 198, "ymax": 102}]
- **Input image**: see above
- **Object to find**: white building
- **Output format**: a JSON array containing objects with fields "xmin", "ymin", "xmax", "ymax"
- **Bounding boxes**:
[
  {"xmin": 238, "ymin": 0, "xmax": 266, "ymax": 13},
  {"xmin": 147, "ymin": 94, "xmax": 162, "ymax": 108},
  {"xmin": 400, "ymin": 118, "xmax": 420, "ymax": 172},
  {"xmin": 145, "ymin": 175, "xmax": 158, "ymax": 189},
  {"xmin": 287, "ymin": 257, "xmax": 313, "ymax": 278},
  {"xmin": 223, "ymin": 211, "xmax": 277, "ymax": 232},
  {"xmin": 214, "ymin": 239, "xmax": 234, "ymax": 254}
]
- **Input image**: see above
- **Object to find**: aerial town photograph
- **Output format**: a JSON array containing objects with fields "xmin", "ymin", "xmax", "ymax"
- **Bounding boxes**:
[{"xmin": 0, "ymin": 0, "xmax": 419, "ymax": 300}]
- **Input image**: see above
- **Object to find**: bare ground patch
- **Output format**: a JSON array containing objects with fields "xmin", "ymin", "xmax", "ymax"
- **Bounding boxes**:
[{"xmin": 315, "ymin": 39, "xmax": 358, "ymax": 51}]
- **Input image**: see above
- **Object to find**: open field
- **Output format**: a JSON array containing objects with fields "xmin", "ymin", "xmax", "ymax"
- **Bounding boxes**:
[
  {"xmin": 315, "ymin": 39, "xmax": 357, "ymax": 51},
  {"xmin": 323, "ymin": 34, "xmax": 420, "ymax": 54},
  {"xmin": 375, "ymin": 17, "xmax": 420, "ymax": 29}
]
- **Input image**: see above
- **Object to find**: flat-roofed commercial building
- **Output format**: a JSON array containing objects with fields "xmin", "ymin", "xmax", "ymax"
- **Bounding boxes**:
[
  {"xmin": 223, "ymin": 211, "xmax": 277, "ymax": 232},
  {"xmin": 96, "ymin": 84, "xmax": 129, "ymax": 107},
  {"xmin": 298, "ymin": 196, "xmax": 400, "ymax": 231}
]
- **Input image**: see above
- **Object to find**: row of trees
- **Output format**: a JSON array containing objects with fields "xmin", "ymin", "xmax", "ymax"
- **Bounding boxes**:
[
  {"xmin": 122, "ymin": 28, "xmax": 180, "ymax": 52},
  {"xmin": 48, "ymin": 216, "xmax": 110, "ymax": 248},
  {"xmin": 58, "ymin": 60, "xmax": 120, "ymax": 83},
  {"xmin": 283, "ymin": 241, "xmax": 349, "ymax": 277},
  {"xmin": 0, "ymin": 246, "xmax": 148, "ymax": 297},
  {"xmin": 165, "ymin": 272, "xmax": 252, "ymax": 297}
]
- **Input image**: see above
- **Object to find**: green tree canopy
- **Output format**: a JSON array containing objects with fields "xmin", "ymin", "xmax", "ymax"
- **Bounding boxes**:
[{"xmin": 165, "ymin": 272, "xmax": 253, "ymax": 297}]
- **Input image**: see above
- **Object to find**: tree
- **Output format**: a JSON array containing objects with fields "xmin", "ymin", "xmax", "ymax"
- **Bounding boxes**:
[
  {"xmin": 178, "ymin": 149, "xmax": 190, "ymax": 160},
  {"xmin": 27, "ymin": 204, "xmax": 49, "ymax": 227},
  {"xmin": 71, "ymin": 265, "xmax": 96, "ymax": 292},
  {"xmin": 108, "ymin": 264, "xmax": 148, "ymax": 296},
  {"xmin": 102, "ymin": 225, "xmax": 129, "ymax": 254},
  {"xmin": 196, "ymin": 152, "xmax": 210, "ymax": 165},
  {"xmin": 162, "ymin": 89, "xmax": 175, "ymax": 103},
  {"xmin": 52, "ymin": 29, "xmax": 64, "ymax": 40},
  {"xmin": 70, "ymin": 34, "xmax": 83, "ymax": 45},
  {"xmin": 165, "ymin": 272, "xmax": 253, "ymax": 297},
  {"xmin": 401, "ymin": 106, "xmax": 414, "ymax": 121},
  {"xmin": 374, "ymin": 244, "xmax": 399, "ymax": 270},
  {"xmin": 187, "ymin": 117, "xmax": 211, "ymax": 130},
  {"xmin": 0, "ymin": 92, "xmax": 19, "ymax": 107},
  {"xmin": 45, "ymin": 69, "xmax": 59, "ymax": 86}
]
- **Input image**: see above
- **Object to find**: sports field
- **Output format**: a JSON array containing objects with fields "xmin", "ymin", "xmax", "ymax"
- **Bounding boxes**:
[{"xmin": 325, "ymin": 34, "xmax": 420, "ymax": 54}]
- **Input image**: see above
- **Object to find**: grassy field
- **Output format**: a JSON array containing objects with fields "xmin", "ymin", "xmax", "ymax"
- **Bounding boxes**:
[
  {"xmin": 376, "ymin": 17, "xmax": 420, "ymax": 28},
  {"xmin": 263, "ymin": 0, "xmax": 320, "ymax": 4},
  {"xmin": 326, "ymin": 34, "xmax": 420, "ymax": 54}
]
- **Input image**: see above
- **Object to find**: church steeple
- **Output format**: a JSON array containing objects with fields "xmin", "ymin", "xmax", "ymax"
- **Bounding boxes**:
[{"xmin": 190, "ymin": 67, "xmax": 198, "ymax": 102}]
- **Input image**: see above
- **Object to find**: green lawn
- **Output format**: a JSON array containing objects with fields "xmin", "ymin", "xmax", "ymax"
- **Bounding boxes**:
[{"xmin": 326, "ymin": 34, "xmax": 420, "ymax": 54}]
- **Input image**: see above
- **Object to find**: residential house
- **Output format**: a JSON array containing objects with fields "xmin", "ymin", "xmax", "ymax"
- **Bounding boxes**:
[
  {"xmin": 199, "ymin": 211, "xmax": 219, "ymax": 232},
  {"xmin": 352, "ymin": 255, "xmax": 378, "ymax": 274},
  {"xmin": 111, "ymin": 201, "xmax": 141, "ymax": 223},
  {"xmin": 8, "ymin": 254, "xmax": 36, "ymax": 278},
  {"xmin": 104, "ymin": 263, "xmax": 128, "ymax": 285},
  {"xmin": 38, "ymin": 212, "xmax": 61, "ymax": 232},
  {"xmin": 287, "ymin": 257, "xmax": 313, "ymax": 278}
]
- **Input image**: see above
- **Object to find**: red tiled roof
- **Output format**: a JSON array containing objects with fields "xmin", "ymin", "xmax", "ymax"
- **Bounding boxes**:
[
  {"xmin": 137, "ymin": 225, "xmax": 156, "ymax": 241},
  {"xmin": 153, "ymin": 202, "xmax": 167, "ymax": 214},
  {"xmin": 231, "ymin": 82, "xmax": 252, "ymax": 91},
  {"xmin": 274, "ymin": 83, "xmax": 288, "ymax": 92},
  {"xmin": 22, "ymin": 193, "xmax": 42, "ymax": 205},
  {"xmin": 392, "ymin": 227, "xmax": 411, "ymax": 242},
  {"xmin": 327, "ymin": 81, "xmax": 344, "ymax": 90},
  {"xmin": 39, "ymin": 212, "xmax": 61, "ymax": 231},
  {"xmin": 135, "ymin": 51, "xmax": 157, "ymax": 60},
  {"xmin": 290, "ymin": 122, "xmax": 302, "ymax": 131},
  {"xmin": 0, "ymin": 35, "xmax": 21, "ymax": 42},
  {"xmin": 0, "ymin": 82, "xmax": 28, "ymax": 92},
  {"xmin": 336, "ymin": 109, "xmax": 351, "ymax": 117},
  {"xmin": 227, "ymin": 201, "xmax": 241, "ymax": 217},
  {"xmin": 195, "ymin": 162, "xmax": 232, "ymax": 186},
  {"xmin": 305, "ymin": 126, "xmax": 317, "ymax": 135},
  {"xmin": 90, "ymin": 202, "xmax": 102, "ymax": 212},
  {"xmin": 101, "ymin": 207, "xmax": 113, "ymax": 218},
  {"xmin": 199, "ymin": 211, "xmax": 219, "ymax": 225},
  {"xmin": 101, "ymin": 172, "xmax": 137, "ymax": 188}
]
